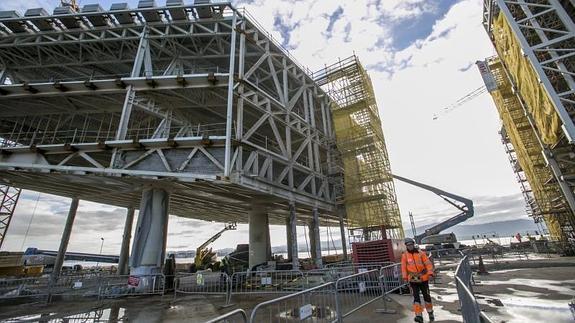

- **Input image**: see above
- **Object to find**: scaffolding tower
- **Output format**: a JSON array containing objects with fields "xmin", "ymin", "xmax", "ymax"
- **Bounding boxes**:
[
  {"xmin": 482, "ymin": 0, "xmax": 575, "ymax": 246},
  {"xmin": 314, "ymin": 56, "xmax": 403, "ymax": 239},
  {"xmin": 487, "ymin": 57, "xmax": 570, "ymax": 241}
]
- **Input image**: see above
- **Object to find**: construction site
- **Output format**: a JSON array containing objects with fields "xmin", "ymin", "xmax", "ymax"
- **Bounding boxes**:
[{"xmin": 0, "ymin": 0, "xmax": 573, "ymax": 322}]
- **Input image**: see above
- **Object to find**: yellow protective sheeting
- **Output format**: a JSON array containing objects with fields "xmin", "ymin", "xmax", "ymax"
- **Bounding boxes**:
[
  {"xmin": 492, "ymin": 12, "xmax": 562, "ymax": 146},
  {"xmin": 317, "ymin": 56, "xmax": 403, "ymax": 237},
  {"xmin": 488, "ymin": 58, "xmax": 568, "ymax": 241}
]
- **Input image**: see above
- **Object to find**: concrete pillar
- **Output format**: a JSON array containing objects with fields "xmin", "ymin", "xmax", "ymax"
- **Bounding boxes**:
[
  {"xmin": 130, "ymin": 188, "xmax": 170, "ymax": 277},
  {"xmin": 249, "ymin": 206, "xmax": 270, "ymax": 269},
  {"xmin": 51, "ymin": 197, "xmax": 79, "ymax": 283},
  {"xmin": 310, "ymin": 208, "xmax": 322, "ymax": 268},
  {"xmin": 118, "ymin": 207, "xmax": 135, "ymax": 275},
  {"xmin": 287, "ymin": 202, "xmax": 298, "ymax": 269},
  {"xmin": 338, "ymin": 210, "xmax": 348, "ymax": 261}
]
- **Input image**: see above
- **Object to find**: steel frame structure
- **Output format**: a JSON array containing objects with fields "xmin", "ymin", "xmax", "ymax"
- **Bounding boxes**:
[
  {"xmin": 0, "ymin": 184, "xmax": 21, "ymax": 249},
  {"xmin": 0, "ymin": 2, "xmax": 340, "ymax": 225},
  {"xmin": 483, "ymin": 0, "xmax": 575, "ymax": 241}
]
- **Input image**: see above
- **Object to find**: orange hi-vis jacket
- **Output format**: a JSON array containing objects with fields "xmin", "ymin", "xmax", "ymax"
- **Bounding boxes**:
[{"xmin": 401, "ymin": 250, "xmax": 433, "ymax": 282}]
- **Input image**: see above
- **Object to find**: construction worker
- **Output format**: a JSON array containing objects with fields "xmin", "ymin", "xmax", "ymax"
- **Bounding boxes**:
[{"xmin": 401, "ymin": 238, "xmax": 435, "ymax": 323}]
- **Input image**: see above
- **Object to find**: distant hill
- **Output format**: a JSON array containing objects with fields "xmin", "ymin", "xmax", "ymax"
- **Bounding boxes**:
[{"xmin": 410, "ymin": 218, "xmax": 541, "ymax": 240}]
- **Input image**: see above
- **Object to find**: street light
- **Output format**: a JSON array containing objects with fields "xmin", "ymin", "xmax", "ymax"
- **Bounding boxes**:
[{"xmin": 96, "ymin": 237, "xmax": 104, "ymax": 268}]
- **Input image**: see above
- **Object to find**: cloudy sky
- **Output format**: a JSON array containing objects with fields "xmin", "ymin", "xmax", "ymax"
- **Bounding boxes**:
[{"xmin": 0, "ymin": 0, "xmax": 530, "ymax": 256}]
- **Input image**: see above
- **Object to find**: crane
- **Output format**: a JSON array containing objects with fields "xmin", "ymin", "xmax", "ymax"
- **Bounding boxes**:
[
  {"xmin": 193, "ymin": 222, "xmax": 237, "ymax": 270},
  {"xmin": 432, "ymin": 85, "xmax": 487, "ymax": 120},
  {"xmin": 392, "ymin": 174, "xmax": 474, "ymax": 245}
]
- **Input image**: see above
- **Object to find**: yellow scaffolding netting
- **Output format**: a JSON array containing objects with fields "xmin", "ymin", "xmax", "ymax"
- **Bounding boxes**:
[
  {"xmin": 492, "ymin": 12, "xmax": 562, "ymax": 146},
  {"xmin": 315, "ymin": 56, "xmax": 403, "ymax": 238},
  {"xmin": 488, "ymin": 57, "xmax": 567, "ymax": 241}
]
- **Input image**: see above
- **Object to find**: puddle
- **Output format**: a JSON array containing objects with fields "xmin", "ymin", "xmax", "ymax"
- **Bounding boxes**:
[
  {"xmin": 480, "ymin": 278, "xmax": 575, "ymax": 296},
  {"xmin": 493, "ymin": 297, "xmax": 574, "ymax": 323}
]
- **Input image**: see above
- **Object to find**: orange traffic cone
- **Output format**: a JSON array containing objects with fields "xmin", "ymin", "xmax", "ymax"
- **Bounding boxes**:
[{"xmin": 477, "ymin": 255, "xmax": 489, "ymax": 275}]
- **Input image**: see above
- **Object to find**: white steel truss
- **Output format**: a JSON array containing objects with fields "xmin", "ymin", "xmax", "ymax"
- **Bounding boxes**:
[{"xmin": 0, "ymin": 2, "xmax": 341, "ymax": 225}]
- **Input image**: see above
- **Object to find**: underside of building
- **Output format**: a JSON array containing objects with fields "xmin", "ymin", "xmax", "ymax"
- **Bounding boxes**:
[{"xmin": 482, "ymin": 0, "xmax": 575, "ymax": 246}]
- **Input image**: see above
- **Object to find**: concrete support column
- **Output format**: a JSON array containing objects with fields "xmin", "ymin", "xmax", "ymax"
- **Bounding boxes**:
[
  {"xmin": 249, "ymin": 206, "xmax": 270, "ymax": 269},
  {"xmin": 310, "ymin": 208, "xmax": 322, "ymax": 268},
  {"xmin": 130, "ymin": 188, "xmax": 170, "ymax": 277},
  {"xmin": 118, "ymin": 207, "xmax": 135, "ymax": 275},
  {"xmin": 338, "ymin": 209, "xmax": 348, "ymax": 261},
  {"xmin": 287, "ymin": 202, "xmax": 298, "ymax": 269},
  {"xmin": 51, "ymin": 197, "xmax": 79, "ymax": 283}
]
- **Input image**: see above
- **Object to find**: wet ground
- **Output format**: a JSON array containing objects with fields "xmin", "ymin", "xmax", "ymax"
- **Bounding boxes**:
[{"xmin": 1, "ymin": 254, "xmax": 574, "ymax": 322}]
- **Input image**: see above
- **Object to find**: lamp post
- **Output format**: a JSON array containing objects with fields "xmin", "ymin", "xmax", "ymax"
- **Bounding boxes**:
[{"xmin": 96, "ymin": 237, "xmax": 104, "ymax": 268}]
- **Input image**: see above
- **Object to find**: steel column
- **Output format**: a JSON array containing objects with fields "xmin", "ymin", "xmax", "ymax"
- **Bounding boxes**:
[
  {"xmin": 248, "ymin": 205, "xmax": 269, "ymax": 269},
  {"xmin": 310, "ymin": 208, "xmax": 322, "ymax": 268},
  {"xmin": 130, "ymin": 188, "xmax": 170, "ymax": 276},
  {"xmin": 118, "ymin": 207, "xmax": 135, "ymax": 275},
  {"xmin": 338, "ymin": 209, "xmax": 348, "ymax": 261},
  {"xmin": 287, "ymin": 202, "xmax": 299, "ymax": 269},
  {"xmin": 224, "ymin": 11, "xmax": 238, "ymax": 177},
  {"xmin": 50, "ymin": 197, "xmax": 79, "ymax": 283}
]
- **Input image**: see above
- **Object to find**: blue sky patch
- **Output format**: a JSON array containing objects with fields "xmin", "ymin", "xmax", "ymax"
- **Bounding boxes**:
[{"xmin": 381, "ymin": 0, "xmax": 459, "ymax": 51}]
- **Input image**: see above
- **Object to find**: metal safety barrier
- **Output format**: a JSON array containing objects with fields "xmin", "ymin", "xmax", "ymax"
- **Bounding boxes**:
[
  {"xmin": 230, "ymin": 270, "xmax": 305, "ymax": 295},
  {"xmin": 0, "ymin": 276, "xmax": 50, "ymax": 301},
  {"xmin": 334, "ymin": 268, "xmax": 382, "ymax": 322},
  {"xmin": 204, "ymin": 309, "xmax": 248, "ymax": 323},
  {"xmin": 455, "ymin": 256, "xmax": 494, "ymax": 323},
  {"xmin": 99, "ymin": 274, "xmax": 165, "ymax": 299},
  {"xmin": 49, "ymin": 275, "xmax": 103, "ymax": 300},
  {"xmin": 379, "ymin": 263, "xmax": 406, "ymax": 294},
  {"xmin": 174, "ymin": 272, "xmax": 231, "ymax": 304},
  {"xmin": 249, "ymin": 282, "xmax": 337, "ymax": 322}
]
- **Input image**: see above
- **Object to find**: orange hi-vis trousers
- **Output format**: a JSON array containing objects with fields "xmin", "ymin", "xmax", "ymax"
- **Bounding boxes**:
[{"xmin": 410, "ymin": 281, "xmax": 433, "ymax": 315}]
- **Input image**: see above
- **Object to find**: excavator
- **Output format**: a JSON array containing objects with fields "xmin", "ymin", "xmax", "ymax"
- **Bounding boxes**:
[
  {"xmin": 191, "ymin": 222, "xmax": 237, "ymax": 272},
  {"xmin": 392, "ymin": 175, "xmax": 474, "ymax": 248}
]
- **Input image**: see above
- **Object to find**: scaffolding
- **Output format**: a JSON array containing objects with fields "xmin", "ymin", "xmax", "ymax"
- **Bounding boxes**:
[
  {"xmin": 483, "ymin": 0, "xmax": 575, "ymax": 246},
  {"xmin": 314, "ymin": 56, "xmax": 403, "ymax": 239}
]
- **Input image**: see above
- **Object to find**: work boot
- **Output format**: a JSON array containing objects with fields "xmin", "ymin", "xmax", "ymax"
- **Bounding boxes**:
[
  {"xmin": 428, "ymin": 311, "xmax": 435, "ymax": 321},
  {"xmin": 414, "ymin": 315, "xmax": 424, "ymax": 323}
]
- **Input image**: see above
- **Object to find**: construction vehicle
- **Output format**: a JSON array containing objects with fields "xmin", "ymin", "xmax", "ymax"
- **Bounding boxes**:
[
  {"xmin": 191, "ymin": 222, "xmax": 237, "ymax": 272},
  {"xmin": 392, "ymin": 175, "xmax": 474, "ymax": 248}
]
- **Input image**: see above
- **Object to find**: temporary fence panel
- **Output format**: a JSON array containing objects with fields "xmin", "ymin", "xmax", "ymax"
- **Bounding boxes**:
[
  {"xmin": 230, "ymin": 270, "xmax": 305, "ymax": 295},
  {"xmin": 99, "ymin": 274, "xmax": 165, "ymax": 298},
  {"xmin": 174, "ymin": 272, "xmax": 230, "ymax": 304},
  {"xmin": 334, "ymin": 268, "xmax": 382, "ymax": 322},
  {"xmin": 0, "ymin": 276, "xmax": 50, "ymax": 301},
  {"xmin": 49, "ymin": 275, "xmax": 103, "ymax": 300},
  {"xmin": 455, "ymin": 276, "xmax": 481, "ymax": 323},
  {"xmin": 204, "ymin": 309, "xmax": 248, "ymax": 323},
  {"xmin": 455, "ymin": 256, "xmax": 495, "ymax": 323},
  {"xmin": 249, "ymin": 282, "xmax": 337, "ymax": 323},
  {"xmin": 379, "ymin": 263, "xmax": 406, "ymax": 294}
]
